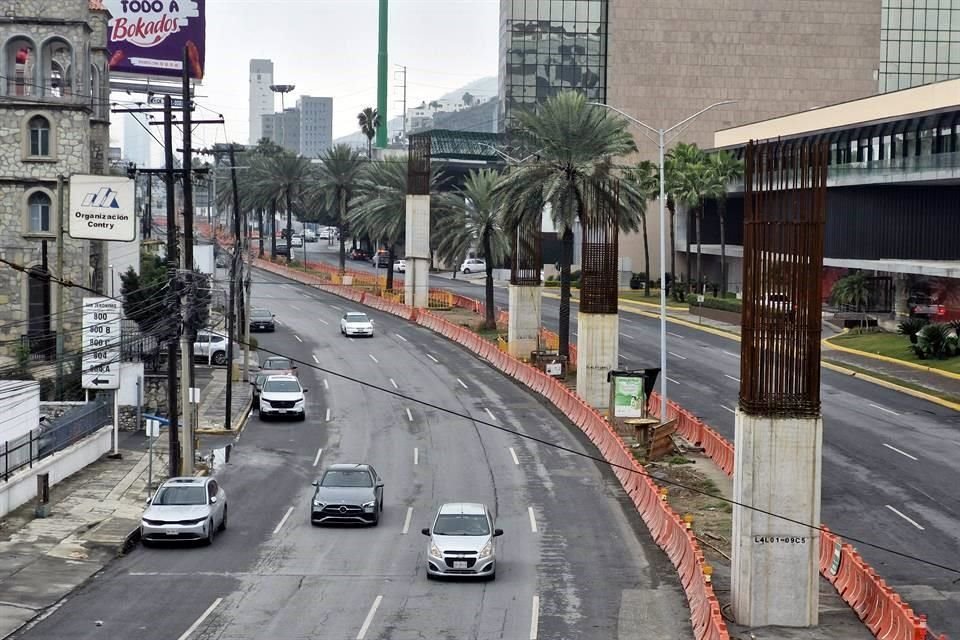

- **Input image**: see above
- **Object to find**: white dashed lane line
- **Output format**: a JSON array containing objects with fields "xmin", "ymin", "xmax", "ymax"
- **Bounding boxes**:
[
  {"xmin": 395, "ymin": 333, "xmax": 407, "ymax": 342},
  {"xmin": 312, "ymin": 354, "xmax": 320, "ymax": 364},
  {"xmin": 509, "ymin": 447, "xmax": 520, "ymax": 465},
  {"xmin": 725, "ymin": 374, "xmax": 740, "ymax": 382},
  {"xmin": 413, "ymin": 448, "xmax": 419, "ymax": 465},
  {"xmin": 668, "ymin": 331, "xmax": 683, "ymax": 339},
  {"xmin": 426, "ymin": 354, "xmax": 439, "ymax": 363},
  {"xmin": 294, "ymin": 335, "xmax": 303, "ymax": 343},
  {"xmin": 528, "ymin": 506, "xmax": 538, "ymax": 533},
  {"xmin": 721, "ymin": 405, "xmax": 736, "ymax": 414},
  {"xmin": 325, "ymin": 408, "xmax": 331, "ymax": 422},
  {"xmin": 886, "ymin": 505, "xmax": 925, "ymax": 530},
  {"xmin": 390, "ymin": 378, "xmax": 398, "ymax": 389},
  {"xmin": 870, "ymin": 403, "xmax": 900, "ymax": 416},
  {"xmin": 356, "ymin": 595, "xmax": 383, "ymax": 640},
  {"xmin": 484, "ymin": 407, "xmax": 497, "ymax": 422},
  {"xmin": 312, "ymin": 448, "xmax": 323, "ymax": 467},
  {"xmin": 273, "ymin": 507, "xmax": 294, "ymax": 535},
  {"xmin": 722, "ymin": 350, "xmax": 740, "ymax": 358},
  {"xmin": 406, "ymin": 408, "xmax": 414, "ymax": 422},
  {"xmin": 323, "ymin": 379, "xmax": 329, "ymax": 390},
  {"xmin": 457, "ymin": 378, "xmax": 469, "ymax": 389},
  {"xmin": 529, "ymin": 595, "xmax": 540, "ymax": 640},
  {"xmin": 369, "ymin": 354, "xmax": 379, "ymax": 363},
  {"xmin": 882, "ymin": 443, "xmax": 918, "ymax": 461},
  {"xmin": 402, "ymin": 507, "xmax": 413, "ymax": 535},
  {"xmin": 177, "ymin": 598, "xmax": 223, "ymax": 640},
  {"xmin": 668, "ymin": 351, "xmax": 687, "ymax": 360}
]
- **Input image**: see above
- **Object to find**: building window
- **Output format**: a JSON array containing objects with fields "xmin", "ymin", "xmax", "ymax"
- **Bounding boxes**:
[
  {"xmin": 27, "ymin": 267, "xmax": 51, "ymax": 338},
  {"xmin": 28, "ymin": 191, "xmax": 52, "ymax": 233},
  {"xmin": 29, "ymin": 116, "xmax": 51, "ymax": 156}
]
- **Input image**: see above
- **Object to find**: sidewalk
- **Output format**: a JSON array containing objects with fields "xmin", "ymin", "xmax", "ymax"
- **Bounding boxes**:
[
  {"xmin": 0, "ymin": 363, "xmax": 252, "ymax": 638},
  {"xmin": 196, "ymin": 364, "xmax": 255, "ymax": 434}
]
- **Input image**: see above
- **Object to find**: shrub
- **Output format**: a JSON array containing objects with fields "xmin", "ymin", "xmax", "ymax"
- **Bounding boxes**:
[
  {"xmin": 897, "ymin": 317, "xmax": 928, "ymax": 344},
  {"xmin": 916, "ymin": 323, "xmax": 956, "ymax": 360},
  {"xmin": 629, "ymin": 273, "xmax": 646, "ymax": 290},
  {"xmin": 570, "ymin": 270, "xmax": 582, "ymax": 282},
  {"xmin": 689, "ymin": 296, "xmax": 742, "ymax": 313}
]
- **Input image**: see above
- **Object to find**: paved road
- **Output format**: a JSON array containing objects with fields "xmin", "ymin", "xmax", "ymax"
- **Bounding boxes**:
[
  {"xmin": 299, "ymin": 244, "xmax": 960, "ymax": 636},
  {"xmin": 14, "ymin": 269, "xmax": 691, "ymax": 640}
]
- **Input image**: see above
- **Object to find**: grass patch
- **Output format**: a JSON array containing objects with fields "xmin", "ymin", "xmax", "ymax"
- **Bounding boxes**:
[
  {"xmin": 823, "ymin": 359, "xmax": 960, "ymax": 405},
  {"xmin": 828, "ymin": 331, "xmax": 960, "ymax": 375}
]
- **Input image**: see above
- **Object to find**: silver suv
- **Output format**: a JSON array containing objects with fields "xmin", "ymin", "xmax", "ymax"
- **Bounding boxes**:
[
  {"xmin": 421, "ymin": 503, "xmax": 502, "ymax": 580},
  {"xmin": 141, "ymin": 476, "xmax": 227, "ymax": 546}
]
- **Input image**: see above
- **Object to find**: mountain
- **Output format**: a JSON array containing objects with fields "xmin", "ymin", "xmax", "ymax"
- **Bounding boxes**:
[{"xmin": 333, "ymin": 76, "xmax": 498, "ymax": 147}]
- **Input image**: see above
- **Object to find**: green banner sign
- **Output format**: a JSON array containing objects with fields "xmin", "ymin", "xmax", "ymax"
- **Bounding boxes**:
[{"xmin": 613, "ymin": 375, "xmax": 646, "ymax": 418}]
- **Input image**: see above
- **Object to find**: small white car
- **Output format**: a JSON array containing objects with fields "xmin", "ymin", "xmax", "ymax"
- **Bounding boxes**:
[
  {"xmin": 259, "ymin": 374, "xmax": 307, "ymax": 421},
  {"xmin": 422, "ymin": 502, "xmax": 502, "ymax": 580},
  {"xmin": 319, "ymin": 228, "xmax": 331, "ymax": 240},
  {"xmin": 304, "ymin": 229, "xmax": 317, "ymax": 242},
  {"xmin": 393, "ymin": 260, "xmax": 406, "ymax": 273},
  {"xmin": 340, "ymin": 311, "xmax": 374, "ymax": 337},
  {"xmin": 460, "ymin": 258, "xmax": 486, "ymax": 274},
  {"xmin": 291, "ymin": 235, "xmax": 304, "ymax": 247},
  {"xmin": 141, "ymin": 476, "xmax": 227, "ymax": 546}
]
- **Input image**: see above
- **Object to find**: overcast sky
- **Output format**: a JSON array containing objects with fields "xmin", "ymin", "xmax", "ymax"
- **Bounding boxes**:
[{"xmin": 114, "ymin": 0, "xmax": 499, "ymax": 161}]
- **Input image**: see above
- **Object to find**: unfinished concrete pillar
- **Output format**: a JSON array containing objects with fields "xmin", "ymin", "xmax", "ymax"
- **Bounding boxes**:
[
  {"xmin": 508, "ymin": 219, "xmax": 543, "ymax": 359},
  {"xmin": 405, "ymin": 133, "xmax": 431, "ymax": 308}
]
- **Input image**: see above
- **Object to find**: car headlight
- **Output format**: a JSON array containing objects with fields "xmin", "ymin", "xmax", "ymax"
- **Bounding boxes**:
[
  {"xmin": 312, "ymin": 500, "xmax": 324, "ymax": 508},
  {"xmin": 429, "ymin": 541, "xmax": 443, "ymax": 557},
  {"xmin": 478, "ymin": 540, "xmax": 493, "ymax": 559},
  {"xmin": 362, "ymin": 500, "xmax": 376, "ymax": 512}
]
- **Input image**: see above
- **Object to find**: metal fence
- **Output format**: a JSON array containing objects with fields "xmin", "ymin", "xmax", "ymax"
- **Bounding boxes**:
[{"xmin": 1, "ymin": 394, "xmax": 112, "ymax": 481}]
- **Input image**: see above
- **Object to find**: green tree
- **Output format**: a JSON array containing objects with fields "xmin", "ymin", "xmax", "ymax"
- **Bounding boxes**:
[
  {"xmin": 831, "ymin": 271, "xmax": 871, "ymax": 313},
  {"xmin": 120, "ymin": 254, "xmax": 170, "ymax": 337},
  {"xmin": 357, "ymin": 107, "xmax": 380, "ymax": 160},
  {"xmin": 435, "ymin": 169, "xmax": 509, "ymax": 329},
  {"xmin": 248, "ymin": 153, "xmax": 315, "ymax": 262},
  {"xmin": 309, "ymin": 144, "xmax": 368, "ymax": 273},
  {"xmin": 706, "ymin": 150, "xmax": 744, "ymax": 294},
  {"xmin": 668, "ymin": 142, "xmax": 710, "ymax": 293},
  {"xmin": 622, "ymin": 160, "xmax": 659, "ymax": 297},
  {"xmin": 495, "ymin": 91, "xmax": 638, "ymax": 358}
]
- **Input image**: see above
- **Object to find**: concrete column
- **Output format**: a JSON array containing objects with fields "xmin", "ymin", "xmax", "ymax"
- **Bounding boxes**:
[
  {"xmin": 575, "ymin": 312, "xmax": 619, "ymax": 408},
  {"xmin": 894, "ymin": 273, "xmax": 909, "ymax": 318},
  {"xmin": 508, "ymin": 285, "xmax": 541, "ymax": 359},
  {"xmin": 732, "ymin": 410, "xmax": 822, "ymax": 627},
  {"xmin": 405, "ymin": 194, "xmax": 430, "ymax": 308}
]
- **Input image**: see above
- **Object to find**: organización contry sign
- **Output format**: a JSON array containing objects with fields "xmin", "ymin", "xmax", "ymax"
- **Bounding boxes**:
[
  {"xmin": 69, "ymin": 175, "xmax": 136, "ymax": 242},
  {"xmin": 103, "ymin": 0, "xmax": 206, "ymax": 80}
]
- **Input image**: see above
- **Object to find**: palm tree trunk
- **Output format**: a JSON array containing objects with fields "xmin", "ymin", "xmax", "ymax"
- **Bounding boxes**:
[
  {"xmin": 338, "ymin": 190, "xmax": 347, "ymax": 274},
  {"xmin": 641, "ymin": 212, "xmax": 651, "ymax": 297},
  {"xmin": 483, "ymin": 234, "xmax": 496, "ymax": 330},
  {"xmin": 367, "ymin": 137, "xmax": 372, "ymax": 160},
  {"xmin": 695, "ymin": 205, "xmax": 702, "ymax": 294},
  {"xmin": 667, "ymin": 198, "xmax": 676, "ymax": 299},
  {"xmin": 386, "ymin": 243, "xmax": 395, "ymax": 290},
  {"xmin": 558, "ymin": 227, "xmax": 574, "ymax": 359},
  {"xmin": 270, "ymin": 200, "xmax": 277, "ymax": 259},
  {"xmin": 719, "ymin": 197, "xmax": 727, "ymax": 295},
  {"xmin": 285, "ymin": 189, "xmax": 293, "ymax": 263},
  {"xmin": 257, "ymin": 208, "xmax": 264, "ymax": 258}
]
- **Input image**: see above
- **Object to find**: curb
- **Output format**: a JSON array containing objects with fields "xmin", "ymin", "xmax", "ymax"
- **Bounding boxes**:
[
  {"xmin": 822, "ymin": 359, "xmax": 960, "ymax": 412},
  {"xmin": 823, "ymin": 333, "xmax": 960, "ymax": 382},
  {"xmin": 195, "ymin": 396, "xmax": 253, "ymax": 436}
]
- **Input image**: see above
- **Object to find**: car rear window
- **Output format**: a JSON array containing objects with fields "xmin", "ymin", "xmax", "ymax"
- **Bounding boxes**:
[
  {"xmin": 251, "ymin": 310, "xmax": 272, "ymax": 318},
  {"xmin": 263, "ymin": 357, "xmax": 293, "ymax": 369}
]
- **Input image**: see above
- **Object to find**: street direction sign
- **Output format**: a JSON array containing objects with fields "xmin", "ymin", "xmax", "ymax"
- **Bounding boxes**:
[
  {"xmin": 81, "ymin": 297, "xmax": 121, "ymax": 390},
  {"xmin": 147, "ymin": 95, "xmax": 188, "ymax": 109},
  {"xmin": 69, "ymin": 175, "xmax": 136, "ymax": 242}
]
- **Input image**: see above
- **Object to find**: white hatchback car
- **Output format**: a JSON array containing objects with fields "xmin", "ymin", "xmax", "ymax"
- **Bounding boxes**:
[
  {"xmin": 340, "ymin": 311, "xmax": 374, "ymax": 337},
  {"xmin": 460, "ymin": 258, "xmax": 486, "ymax": 274},
  {"xmin": 422, "ymin": 503, "xmax": 502, "ymax": 580},
  {"xmin": 393, "ymin": 260, "xmax": 406, "ymax": 273}
]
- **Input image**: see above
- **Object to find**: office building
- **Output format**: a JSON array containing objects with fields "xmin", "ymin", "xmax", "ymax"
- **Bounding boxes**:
[
  {"xmin": 261, "ymin": 108, "xmax": 300, "ymax": 154},
  {"xmin": 249, "ymin": 59, "xmax": 274, "ymax": 144},
  {"xmin": 297, "ymin": 95, "xmax": 333, "ymax": 157},
  {"xmin": 879, "ymin": 0, "xmax": 960, "ymax": 92},
  {"xmin": 123, "ymin": 113, "xmax": 151, "ymax": 167}
]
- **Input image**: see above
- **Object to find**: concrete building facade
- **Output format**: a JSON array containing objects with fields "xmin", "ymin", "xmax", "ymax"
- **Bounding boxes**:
[
  {"xmin": 879, "ymin": 0, "xmax": 960, "ymax": 92},
  {"xmin": 297, "ymin": 95, "xmax": 332, "ymax": 158},
  {"xmin": 0, "ymin": 0, "xmax": 112, "ymax": 362},
  {"xmin": 248, "ymin": 59, "xmax": 274, "ymax": 145}
]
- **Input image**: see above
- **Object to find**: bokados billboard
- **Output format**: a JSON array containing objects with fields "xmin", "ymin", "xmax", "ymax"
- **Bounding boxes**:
[{"xmin": 103, "ymin": 0, "xmax": 205, "ymax": 80}]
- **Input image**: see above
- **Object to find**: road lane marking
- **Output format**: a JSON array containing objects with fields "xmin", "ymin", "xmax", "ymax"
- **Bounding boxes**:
[
  {"xmin": 509, "ymin": 447, "xmax": 520, "ymax": 465},
  {"xmin": 294, "ymin": 335, "xmax": 303, "ymax": 343},
  {"xmin": 485, "ymin": 407, "xmax": 497, "ymax": 421},
  {"xmin": 290, "ymin": 304, "xmax": 301, "ymax": 311},
  {"xmin": 725, "ymin": 374, "xmax": 740, "ymax": 382},
  {"xmin": 390, "ymin": 378, "xmax": 398, "ymax": 389},
  {"xmin": 426, "ymin": 353, "xmax": 439, "ymax": 363},
  {"xmin": 261, "ymin": 293, "xmax": 274, "ymax": 298},
  {"xmin": 871, "ymin": 403, "xmax": 900, "ymax": 416},
  {"xmin": 312, "ymin": 448, "xmax": 323, "ymax": 467},
  {"xmin": 369, "ymin": 354, "xmax": 379, "ymax": 363},
  {"xmin": 618, "ymin": 354, "xmax": 626, "ymax": 360},
  {"xmin": 176, "ymin": 597, "xmax": 223, "ymax": 640},
  {"xmin": 528, "ymin": 506, "xmax": 538, "ymax": 533},
  {"xmin": 721, "ymin": 405, "xmax": 736, "ymax": 414},
  {"xmin": 325, "ymin": 408, "xmax": 332, "ymax": 422},
  {"xmin": 402, "ymin": 507, "xmax": 413, "ymax": 535},
  {"xmin": 316, "ymin": 317, "xmax": 329, "ymax": 325},
  {"xmin": 669, "ymin": 331, "xmax": 683, "ymax": 338},
  {"xmin": 619, "ymin": 333, "xmax": 634, "ymax": 339},
  {"xmin": 886, "ymin": 505, "xmax": 925, "ymax": 530},
  {"xmin": 669, "ymin": 351, "xmax": 687, "ymax": 360},
  {"xmin": 395, "ymin": 333, "xmax": 408, "ymax": 342},
  {"xmin": 722, "ymin": 350, "xmax": 740, "ymax": 358},
  {"xmin": 331, "ymin": 304, "xmax": 343, "ymax": 311},
  {"xmin": 356, "ymin": 595, "xmax": 383, "ymax": 640},
  {"xmin": 406, "ymin": 408, "xmax": 414, "ymax": 422},
  {"xmin": 312, "ymin": 354, "xmax": 320, "ymax": 364},
  {"xmin": 414, "ymin": 448, "xmax": 419, "ymax": 465},
  {"xmin": 883, "ymin": 443, "xmax": 918, "ymax": 461},
  {"xmin": 529, "ymin": 595, "xmax": 540, "ymax": 640},
  {"xmin": 323, "ymin": 379, "xmax": 329, "ymax": 390},
  {"xmin": 666, "ymin": 376, "xmax": 680, "ymax": 384},
  {"xmin": 457, "ymin": 378, "xmax": 469, "ymax": 389},
  {"xmin": 273, "ymin": 507, "xmax": 294, "ymax": 535}
]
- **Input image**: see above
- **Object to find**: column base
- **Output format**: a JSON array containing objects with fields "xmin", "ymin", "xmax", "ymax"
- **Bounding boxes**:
[
  {"xmin": 508, "ymin": 285, "xmax": 542, "ymax": 359},
  {"xmin": 575, "ymin": 312, "xmax": 619, "ymax": 408}
]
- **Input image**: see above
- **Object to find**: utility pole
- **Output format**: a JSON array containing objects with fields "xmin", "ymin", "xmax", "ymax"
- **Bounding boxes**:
[
  {"xmin": 163, "ymin": 94, "xmax": 182, "ymax": 477},
  {"xmin": 225, "ymin": 144, "xmax": 242, "ymax": 430},
  {"xmin": 55, "ymin": 174, "xmax": 65, "ymax": 400},
  {"xmin": 179, "ymin": 47, "xmax": 196, "ymax": 475},
  {"xmin": 144, "ymin": 175, "xmax": 152, "ymax": 239}
]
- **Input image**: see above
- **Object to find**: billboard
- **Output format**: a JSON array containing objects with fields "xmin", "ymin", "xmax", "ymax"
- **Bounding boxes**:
[
  {"xmin": 103, "ymin": 0, "xmax": 205, "ymax": 80},
  {"xmin": 69, "ymin": 175, "xmax": 137, "ymax": 242}
]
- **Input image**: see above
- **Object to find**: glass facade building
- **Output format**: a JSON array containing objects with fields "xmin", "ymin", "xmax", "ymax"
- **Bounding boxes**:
[
  {"xmin": 499, "ymin": 0, "xmax": 608, "ymax": 130},
  {"xmin": 880, "ymin": 0, "xmax": 960, "ymax": 92}
]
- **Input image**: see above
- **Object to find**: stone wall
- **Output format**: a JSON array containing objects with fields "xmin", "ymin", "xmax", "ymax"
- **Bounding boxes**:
[{"xmin": 142, "ymin": 374, "xmax": 170, "ymax": 418}]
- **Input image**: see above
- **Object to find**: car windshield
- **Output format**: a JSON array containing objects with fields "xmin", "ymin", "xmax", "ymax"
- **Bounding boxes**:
[
  {"xmin": 153, "ymin": 485, "xmax": 206, "ymax": 506},
  {"xmin": 433, "ymin": 513, "xmax": 490, "ymax": 536},
  {"xmin": 263, "ymin": 380, "xmax": 301, "ymax": 393},
  {"xmin": 321, "ymin": 470, "xmax": 373, "ymax": 487},
  {"xmin": 263, "ymin": 357, "xmax": 292, "ymax": 369},
  {"xmin": 251, "ymin": 310, "xmax": 272, "ymax": 319},
  {"xmin": 346, "ymin": 314, "xmax": 369, "ymax": 323}
]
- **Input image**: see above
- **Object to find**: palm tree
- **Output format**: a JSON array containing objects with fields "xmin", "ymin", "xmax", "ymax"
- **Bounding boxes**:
[
  {"xmin": 310, "ymin": 144, "xmax": 368, "ymax": 273},
  {"xmin": 706, "ymin": 150, "xmax": 744, "ymax": 295},
  {"xmin": 357, "ymin": 107, "xmax": 379, "ymax": 159},
  {"xmin": 668, "ymin": 142, "xmax": 710, "ymax": 293},
  {"xmin": 622, "ymin": 160, "xmax": 659, "ymax": 297},
  {"xmin": 248, "ymin": 152, "xmax": 315, "ymax": 262},
  {"xmin": 435, "ymin": 169, "xmax": 509, "ymax": 329},
  {"xmin": 494, "ymin": 91, "xmax": 638, "ymax": 359}
]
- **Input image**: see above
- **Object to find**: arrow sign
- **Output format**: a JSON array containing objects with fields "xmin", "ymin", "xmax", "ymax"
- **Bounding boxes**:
[{"xmin": 91, "ymin": 377, "xmax": 110, "ymax": 386}]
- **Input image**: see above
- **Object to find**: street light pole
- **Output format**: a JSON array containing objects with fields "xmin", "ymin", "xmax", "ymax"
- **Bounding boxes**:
[{"xmin": 587, "ymin": 100, "xmax": 735, "ymax": 424}]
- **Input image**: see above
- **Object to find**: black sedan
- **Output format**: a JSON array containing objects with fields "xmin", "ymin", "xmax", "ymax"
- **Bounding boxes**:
[{"xmin": 249, "ymin": 308, "xmax": 276, "ymax": 332}]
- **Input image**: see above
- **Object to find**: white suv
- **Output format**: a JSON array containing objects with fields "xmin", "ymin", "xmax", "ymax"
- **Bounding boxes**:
[
  {"xmin": 259, "ymin": 374, "xmax": 307, "ymax": 421},
  {"xmin": 193, "ymin": 330, "xmax": 232, "ymax": 366}
]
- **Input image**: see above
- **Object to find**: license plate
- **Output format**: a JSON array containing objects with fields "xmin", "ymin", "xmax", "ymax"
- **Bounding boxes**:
[
  {"xmin": 165, "ymin": 529, "xmax": 178, "ymax": 536},
  {"xmin": 454, "ymin": 561, "xmax": 467, "ymax": 569}
]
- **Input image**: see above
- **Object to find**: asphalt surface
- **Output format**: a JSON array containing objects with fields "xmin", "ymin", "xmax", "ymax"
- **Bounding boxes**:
[
  {"xmin": 301, "ymin": 243, "xmax": 960, "ymax": 637},
  {"xmin": 13, "ymin": 268, "xmax": 692, "ymax": 640}
]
